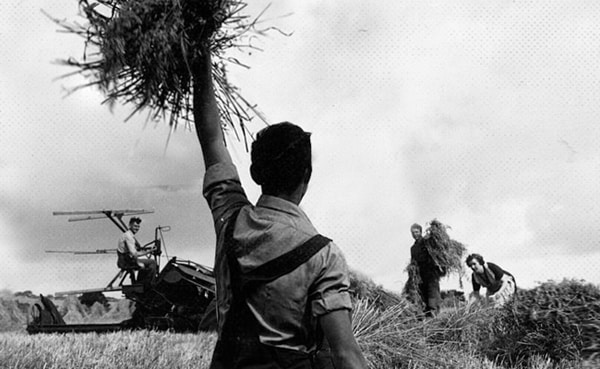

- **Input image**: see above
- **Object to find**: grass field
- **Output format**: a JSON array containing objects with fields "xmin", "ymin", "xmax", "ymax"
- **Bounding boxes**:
[
  {"xmin": 1, "ymin": 279, "xmax": 598, "ymax": 369},
  {"xmin": 0, "ymin": 330, "xmax": 217, "ymax": 369},
  {"xmin": 0, "ymin": 315, "xmax": 590, "ymax": 369}
]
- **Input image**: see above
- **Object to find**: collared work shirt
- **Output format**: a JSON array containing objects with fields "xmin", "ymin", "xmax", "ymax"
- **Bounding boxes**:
[
  {"xmin": 203, "ymin": 162, "xmax": 352, "ymax": 352},
  {"xmin": 117, "ymin": 230, "xmax": 139, "ymax": 256}
]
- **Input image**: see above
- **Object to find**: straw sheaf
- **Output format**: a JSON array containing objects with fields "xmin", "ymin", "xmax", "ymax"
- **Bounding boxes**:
[
  {"xmin": 423, "ymin": 219, "xmax": 467, "ymax": 280},
  {"xmin": 47, "ymin": 0, "xmax": 280, "ymax": 144}
]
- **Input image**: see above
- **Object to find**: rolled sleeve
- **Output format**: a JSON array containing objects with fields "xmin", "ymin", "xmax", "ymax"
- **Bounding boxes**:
[
  {"xmin": 310, "ymin": 243, "xmax": 353, "ymax": 316},
  {"xmin": 203, "ymin": 162, "xmax": 250, "ymax": 229}
]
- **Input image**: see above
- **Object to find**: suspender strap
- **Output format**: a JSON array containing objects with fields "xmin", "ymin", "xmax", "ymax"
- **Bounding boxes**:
[
  {"xmin": 243, "ymin": 234, "xmax": 332, "ymax": 284},
  {"xmin": 224, "ymin": 208, "xmax": 332, "ymax": 285},
  {"xmin": 214, "ymin": 207, "xmax": 332, "ymax": 369}
]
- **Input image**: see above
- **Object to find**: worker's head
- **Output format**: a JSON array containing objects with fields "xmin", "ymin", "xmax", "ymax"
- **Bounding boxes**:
[
  {"xmin": 129, "ymin": 217, "xmax": 142, "ymax": 234},
  {"xmin": 250, "ymin": 122, "xmax": 312, "ymax": 199},
  {"xmin": 466, "ymin": 253, "xmax": 485, "ymax": 274},
  {"xmin": 410, "ymin": 223, "xmax": 422, "ymax": 240}
]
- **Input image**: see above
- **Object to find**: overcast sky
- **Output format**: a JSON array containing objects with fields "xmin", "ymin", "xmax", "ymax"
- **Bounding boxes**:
[{"xmin": 1, "ymin": 0, "xmax": 599, "ymax": 296}]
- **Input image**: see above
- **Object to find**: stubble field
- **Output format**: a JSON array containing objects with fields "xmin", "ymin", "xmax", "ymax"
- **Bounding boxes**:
[{"xmin": 1, "ymin": 278, "xmax": 598, "ymax": 369}]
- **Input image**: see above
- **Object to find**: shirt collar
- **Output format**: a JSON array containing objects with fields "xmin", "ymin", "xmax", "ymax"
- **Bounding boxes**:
[{"xmin": 256, "ymin": 194, "xmax": 308, "ymax": 219}]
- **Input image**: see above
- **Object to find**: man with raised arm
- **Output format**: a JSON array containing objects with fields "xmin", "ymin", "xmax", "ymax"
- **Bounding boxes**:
[{"xmin": 194, "ymin": 47, "xmax": 367, "ymax": 368}]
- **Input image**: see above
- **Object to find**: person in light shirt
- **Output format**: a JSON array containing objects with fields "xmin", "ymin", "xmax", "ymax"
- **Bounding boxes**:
[{"xmin": 116, "ymin": 217, "xmax": 157, "ymax": 288}]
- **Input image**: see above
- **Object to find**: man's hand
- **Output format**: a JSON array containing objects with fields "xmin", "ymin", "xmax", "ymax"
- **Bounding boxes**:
[{"xmin": 142, "ymin": 246, "xmax": 157, "ymax": 254}]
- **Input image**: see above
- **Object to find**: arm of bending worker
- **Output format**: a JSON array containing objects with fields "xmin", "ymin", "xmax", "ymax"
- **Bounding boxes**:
[
  {"xmin": 320, "ymin": 309, "xmax": 368, "ymax": 369},
  {"xmin": 193, "ymin": 44, "xmax": 232, "ymax": 169}
]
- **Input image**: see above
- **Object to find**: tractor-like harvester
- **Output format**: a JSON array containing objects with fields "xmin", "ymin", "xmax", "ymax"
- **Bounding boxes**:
[{"xmin": 27, "ymin": 209, "xmax": 217, "ymax": 334}]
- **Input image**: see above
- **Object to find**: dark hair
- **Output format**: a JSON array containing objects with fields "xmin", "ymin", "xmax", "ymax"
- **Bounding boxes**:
[
  {"xmin": 250, "ymin": 122, "xmax": 312, "ymax": 195},
  {"xmin": 129, "ymin": 217, "xmax": 142, "ymax": 225},
  {"xmin": 410, "ymin": 223, "xmax": 422, "ymax": 232},
  {"xmin": 466, "ymin": 253, "xmax": 485, "ymax": 265}
]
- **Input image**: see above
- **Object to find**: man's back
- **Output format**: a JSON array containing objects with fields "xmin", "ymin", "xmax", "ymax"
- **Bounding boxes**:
[
  {"xmin": 195, "ymin": 47, "xmax": 367, "ymax": 368},
  {"xmin": 228, "ymin": 196, "xmax": 352, "ymax": 351},
  {"xmin": 204, "ymin": 163, "xmax": 352, "ymax": 353}
]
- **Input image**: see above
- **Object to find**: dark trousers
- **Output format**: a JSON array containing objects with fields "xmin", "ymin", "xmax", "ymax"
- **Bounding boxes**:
[
  {"xmin": 419, "ymin": 277, "xmax": 441, "ymax": 317},
  {"xmin": 210, "ymin": 338, "xmax": 316, "ymax": 369},
  {"xmin": 137, "ymin": 258, "xmax": 157, "ymax": 288}
]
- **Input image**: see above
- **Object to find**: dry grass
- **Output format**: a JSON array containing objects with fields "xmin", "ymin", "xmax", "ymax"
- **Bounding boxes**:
[
  {"xmin": 352, "ymin": 298, "xmax": 445, "ymax": 368},
  {"xmin": 481, "ymin": 279, "xmax": 600, "ymax": 367},
  {"xmin": 0, "ymin": 330, "xmax": 216, "ymax": 369},
  {"xmin": 2, "ymin": 279, "xmax": 596, "ymax": 369},
  {"xmin": 351, "ymin": 297, "xmax": 590, "ymax": 369},
  {"xmin": 351, "ymin": 275, "xmax": 595, "ymax": 369},
  {"xmin": 45, "ymin": 0, "xmax": 281, "ymax": 145},
  {"xmin": 425, "ymin": 219, "xmax": 467, "ymax": 279},
  {"xmin": 349, "ymin": 269, "xmax": 407, "ymax": 311},
  {"xmin": 1, "ymin": 301, "xmax": 590, "ymax": 369}
]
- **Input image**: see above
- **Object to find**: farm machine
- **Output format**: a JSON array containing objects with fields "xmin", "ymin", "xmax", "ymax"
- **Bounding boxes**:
[{"xmin": 27, "ymin": 209, "xmax": 217, "ymax": 334}]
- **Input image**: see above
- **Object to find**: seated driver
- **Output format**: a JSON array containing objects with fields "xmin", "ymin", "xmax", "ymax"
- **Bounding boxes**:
[{"xmin": 117, "ymin": 217, "xmax": 157, "ymax": 287}]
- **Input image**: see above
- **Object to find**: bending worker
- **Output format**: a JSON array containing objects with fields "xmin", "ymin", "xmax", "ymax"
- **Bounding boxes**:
[{"xmin": 466, "ymin": 253, "xmax": 516, "ymax": 307}]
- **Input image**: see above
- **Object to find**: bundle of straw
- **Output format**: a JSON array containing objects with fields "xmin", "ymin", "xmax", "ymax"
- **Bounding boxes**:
[
  {"xmin": 402, "ymin": 262, "xmax": 424, "ymax": 306},
  {"xmin": 423, "ymin": 219, "xmax": 466, "ymax": 280},
  {"xmin": 47, "ymin": 0, "xmax": 275, "ymax": 144},
  {"xmin": 352, "ymin": 298, "xmax": 468, "ymax": 368}
]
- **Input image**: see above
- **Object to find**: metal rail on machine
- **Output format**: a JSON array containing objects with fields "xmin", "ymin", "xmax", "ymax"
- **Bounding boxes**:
[
  {"xmin": 29, "ymin": 208, "xmax": 219, "ymax": 335},
  {"xmin": 46, "ymin": 249, "xmax": 117, "ymax": 255},
  {"xmin": 49, "ymin": 209, "xmax": 156, "ymax": 296},
  {"xmin": 54, "ymin": 286, "xmax": 125, "ymax": 297},
  {"xmin": 53, "ymin": 209, "xmax": 155, "ymax": 232}
]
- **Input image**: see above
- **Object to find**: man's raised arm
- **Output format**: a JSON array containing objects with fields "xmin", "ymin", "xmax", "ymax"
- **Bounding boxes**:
[{"xmin": 193, "ymin": 46, "xmax": 232, "ymax": 169}]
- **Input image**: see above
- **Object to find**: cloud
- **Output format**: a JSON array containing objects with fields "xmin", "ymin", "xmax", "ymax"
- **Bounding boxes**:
[{"xmin": 3, "ymin": 0, "xmax": 600, "ymax": 294}]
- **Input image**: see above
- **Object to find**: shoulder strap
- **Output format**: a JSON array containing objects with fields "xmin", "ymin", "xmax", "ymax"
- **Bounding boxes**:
[
  {"xmin": 243, "ymin": 234, "xmax": 332, "ymax": 284},
  {"xmin": 224, "ymin": 208, "xmax": 332, "ymax": 285},
  {"xmin": 221, "ymin": 209, "xmax": 332, "ymax": 366}
]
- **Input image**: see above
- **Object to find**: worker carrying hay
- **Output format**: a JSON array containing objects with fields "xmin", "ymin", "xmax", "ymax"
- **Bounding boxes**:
[{"xmin": 404, "ymin": 220, "xmax": 466, "ymax": 317}]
